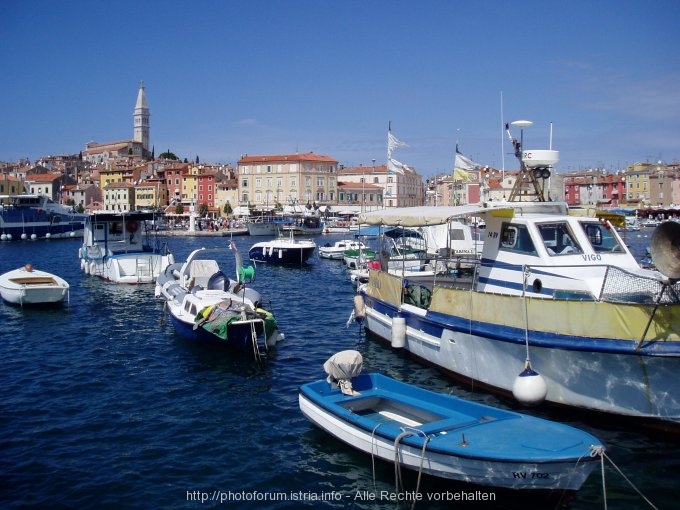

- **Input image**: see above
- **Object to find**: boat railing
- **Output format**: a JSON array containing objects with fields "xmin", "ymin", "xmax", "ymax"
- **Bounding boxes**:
[{"xmin": 523, "ymin": 263, "xmax": 680, "ymax": 304}]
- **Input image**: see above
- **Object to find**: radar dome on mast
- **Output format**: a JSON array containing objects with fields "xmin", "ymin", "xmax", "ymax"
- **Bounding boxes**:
[{"xmin": 522, "ymin": 149, "xmax": 560, "ymax": 169}]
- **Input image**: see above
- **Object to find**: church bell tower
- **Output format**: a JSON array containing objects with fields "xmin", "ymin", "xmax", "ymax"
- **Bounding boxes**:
[{"xmin": 133, "ymin": 81, "xmax": 150, "ymax": 154}]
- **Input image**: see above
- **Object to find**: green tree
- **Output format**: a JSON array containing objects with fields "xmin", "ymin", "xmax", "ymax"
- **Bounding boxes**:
[
  {"xmin": 198, "ymin": 203, "xmax": 208, "ymax": 217},
  {"xmin": 159, "ymin": 150, "xmax": 178, "ymax": 160},
  {"xmin": 223, "ymin": 202, "xmax": 233, "ymax": 214},
  {"xmin": 175, "ymin": 203, "xmax": 184, "ymax": 215}
]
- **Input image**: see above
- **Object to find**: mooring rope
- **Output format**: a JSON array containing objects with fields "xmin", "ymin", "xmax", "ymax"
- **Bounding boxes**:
[
  {"xmin": 589, "ymin": 445, "xmax": 659, "ymax": 510},
  {"xmin": 393, "ymin": 427, "xmax": 429, "ymax": 510}
]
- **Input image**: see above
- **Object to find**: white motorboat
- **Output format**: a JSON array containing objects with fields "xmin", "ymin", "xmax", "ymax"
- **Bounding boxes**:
[
  {"xmin": 0, "ymin": 264, "xmax": 69, "ymax": 305},
  {"xmin": 318, "ymin": 239, "xmax": 366, "ymax": 260},
  {"xmin": 79, "ymin": 211, "xmax": 174, "ymax": 284}
]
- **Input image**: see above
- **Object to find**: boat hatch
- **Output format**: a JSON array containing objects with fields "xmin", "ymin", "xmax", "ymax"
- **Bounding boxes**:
[{"xmin": 340, "ymin": 395, "xmax": 445, "ymax": 427}]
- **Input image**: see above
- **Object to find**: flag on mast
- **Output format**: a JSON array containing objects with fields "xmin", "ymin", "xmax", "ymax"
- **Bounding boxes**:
[
  {"xmin": 453, "ymin": 144, "xmax": 475, "ymax": 182},
  {"xmin": 387, "ymin": 128, "xmax": 409, "ymax": 174}
]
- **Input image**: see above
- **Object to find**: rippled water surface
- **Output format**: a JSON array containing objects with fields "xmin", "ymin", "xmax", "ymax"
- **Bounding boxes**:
[{"xmin": 1, "ymin": 230, "xmax": 677, "ymax": 509}]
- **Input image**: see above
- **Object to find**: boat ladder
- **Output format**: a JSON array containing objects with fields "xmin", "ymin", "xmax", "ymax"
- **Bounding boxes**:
[
  {"xmin": 135, "ymin": 257, "xmax": 152, "ymax": 281},
  {"xmin": 249, "ymin": 317, "xmax": 268, "ymax": 364}
]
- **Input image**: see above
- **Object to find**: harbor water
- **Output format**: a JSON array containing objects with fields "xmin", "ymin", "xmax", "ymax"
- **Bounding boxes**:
[{"xmin": 1, "ymin": 230, "xmax": 677, "ymax": 509}]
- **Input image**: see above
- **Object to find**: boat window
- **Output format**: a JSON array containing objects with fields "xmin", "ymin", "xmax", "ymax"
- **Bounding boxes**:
[
  {"xmin": 449, "ymin": 227, "xmax": 466, "ymax": 241},
  {"xmin": 500, "ymin": 224, "xmax": 537, "ymax": 255},
  {"xmin": 537, "ymin": 222, "xmax": 582, "ymax": 255},
  {"xmin": 579, "ymin": 221, "xmax": 625, "ymax": 253},
  {"xmin": 109, "ymin": 222, "xmax": 123, "ymax": 234}
]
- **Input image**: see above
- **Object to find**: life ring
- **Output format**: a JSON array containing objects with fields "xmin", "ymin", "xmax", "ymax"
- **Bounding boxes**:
[{"xmin": 125, "ymin": 220, "xmax": 139, "ymax": 233}]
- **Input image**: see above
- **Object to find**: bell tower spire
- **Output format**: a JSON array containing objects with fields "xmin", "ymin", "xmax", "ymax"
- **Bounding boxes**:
[{"xmin": 133, "ymin": 80, "xmax": 150, "ymax": 154}]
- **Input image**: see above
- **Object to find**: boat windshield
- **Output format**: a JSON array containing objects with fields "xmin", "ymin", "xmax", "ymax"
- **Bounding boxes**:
[
  {"xmin": 537, "ymin": 222, "xmax": 583, "ymax": 255},
  {"xmin": 577, "ymin": 221, "xmax": 625, "ymax": 253}
]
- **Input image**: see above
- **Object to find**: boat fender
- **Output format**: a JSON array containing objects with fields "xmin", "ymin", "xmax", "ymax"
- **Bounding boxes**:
[
  {"xmin": 353, "ymin": 295, "xmax": 365, "ymax": 324},
  {"xmin": 512, "ymin": 364, "xmax": 547, "ymax": 405},
  {"xmin": 167, "ymin": 253, "xmax": 174, "ymax": 265},
  {"xmin": 78, "ymin": 247, "xmax": 83, "ymax": 258},
  {"xmin": 89, "ymin": 261, "xmax": 97, "ymax": 276},
  {"xmin": 125, "ymin": 220, "xmax": 139, "ymax": 233},
  {"xmin": 391, "ymin": 317, "xmax": 406, "ymax": 349}
]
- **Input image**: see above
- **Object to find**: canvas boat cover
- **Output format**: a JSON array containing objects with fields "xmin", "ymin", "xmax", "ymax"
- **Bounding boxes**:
[{"xmin": 323, "ymin": 350, "xmax": 363, "ymax": 395}]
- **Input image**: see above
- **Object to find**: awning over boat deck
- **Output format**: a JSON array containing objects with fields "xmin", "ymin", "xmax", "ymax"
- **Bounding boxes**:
[{"xmin": 358, "ymin": 205, "xmax": 486, "ymax": 227}]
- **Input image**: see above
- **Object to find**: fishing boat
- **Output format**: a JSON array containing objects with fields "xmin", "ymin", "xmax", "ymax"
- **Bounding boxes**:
[
  {"xmin": 0, "ymin": 194, "xmax": 86, "ymax": 241},
  {"xmin": 157, "ymin": 241, "xmax": 283, "ymax": 357},
  {"xmin": 300, "ymin": 350, "xmax": 603, "ymax": 492},
  {"xmin": 283, "ymin": 213, "xmax": 325, "ymax": 235},
  {"xmin": 246, "ymin": 218, "xmax": 280, "ymax": 236},
  {"xmin": 323, "ymin": 217, "xmax": 354, "ymax": 234},
  {"xmin": 249, "ymin": 230, "xmax": 316, "ymax": 265},
  {"xmin": 0, "ymin": 263, "xmax": 70, "ymax": 305},
  {"xmin": 318, "ymin": 239, "xmax": 366, "ymax": 260},
  {"xmin": 78, "ymin": 211, "xmax": 174, "ymax": 284},
  {"xmin": 352, "ymin": 124, "xmax": 680, "ymax": 431}
]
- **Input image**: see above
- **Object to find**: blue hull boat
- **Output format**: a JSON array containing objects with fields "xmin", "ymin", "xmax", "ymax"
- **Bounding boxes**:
[
  {"xmin": 157, "ymin": 244, "xmax": 284, "ymax": 357},
  {"xmin": 0, "ymin": 194, "xmax": 85, "ymax": 241},
  {"xmin": 299, "ymin": 351, "xmax": 603, "ymax": 492},
  {"xmin": 248, "ymin": 231, "xmax": 316, "ymax": 265},
  {"xmin": 168, "ymin": 307, "xmax": 273, "ymax": 350}
]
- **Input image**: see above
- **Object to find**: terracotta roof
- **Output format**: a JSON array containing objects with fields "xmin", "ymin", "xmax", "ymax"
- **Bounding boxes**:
[
  {"xmin": 238, "ymin": 152, "xmax": 337, "ymax": 164},
  {"xmin": 487, "ymin": 179, "xmax": 503, "ymax": 189},
  {"xmin": 25, "ymin": 173, "xmax": 62, "ymax": 183}
]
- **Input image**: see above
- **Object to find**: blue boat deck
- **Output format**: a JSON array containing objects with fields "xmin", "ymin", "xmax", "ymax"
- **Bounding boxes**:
[{"xmin": 301, "ymin": 373, "xmax": 601, "ymax": 462}]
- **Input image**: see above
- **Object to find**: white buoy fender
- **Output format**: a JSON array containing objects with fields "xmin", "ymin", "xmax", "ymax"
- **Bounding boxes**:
[
  {"xmin": 78, "ymin": 247, "xmax": 83, "ymax": 258},
  {"xmin": 353, "ymin": 294, "xmax": 365, "ymax": 324},
  {"xmin": 512, "ymin": 365, "xmax": 548, "ymax": 405},
  {"xmin": 168, "ymin": 253, "xmax": 174, "ymax": 265},
  {"xmin": 83, "ymin": 260, "xmax": 89, "ymax": 274},
  {"xmin": 391, "ymin": 317, "xmax": 406, "ymax": 349},
  {"xmin": 31, "ymin": 234, "xmax": 37, "ymax": 240},
  {"xmin": 89, "ymin": 261, "xmax": 97, "ymax": 276}
]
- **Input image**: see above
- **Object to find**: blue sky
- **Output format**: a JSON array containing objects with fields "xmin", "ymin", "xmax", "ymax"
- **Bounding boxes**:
[{"xmin": 2, "ymin": 0, "xmax": 678, "ymax": 177}]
